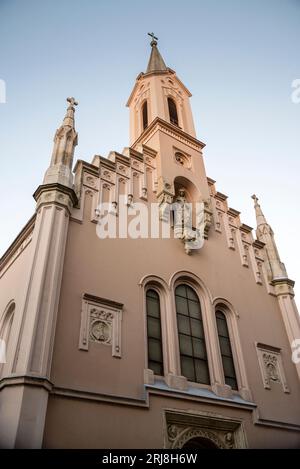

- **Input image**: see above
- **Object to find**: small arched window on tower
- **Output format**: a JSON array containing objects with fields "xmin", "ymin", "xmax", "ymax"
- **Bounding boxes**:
[
  {"xmin": 168, "ymin": 97, "xmax": 179, "ymax": 126},
  {"xmin": 215, "ymin": 311, "xmax": 238, "ymax": 390},
  {"xmin": 175, "ymin": 285, "xmax": 210, "ymax": 384},
  {"xmin": 146, "ymin": 289, "xmax": 164, "ymax": 375},
  {"xmin": 142, "ymin": 100, "xmax": 148, "ymax": 130}
]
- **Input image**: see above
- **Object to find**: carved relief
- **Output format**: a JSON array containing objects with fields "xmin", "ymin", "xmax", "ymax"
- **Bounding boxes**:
[
  {"xmin": 89, "ymin": 308, "xmax": 113, "ymax": 345},
  {"xmin": 157, "ymin": 192, "xmax": 173, "ymax": 222},
  {"xmin": 79, "ymin": 294, "xmax": 123, "ymax": 358},
  {"xmin": 167, "ymin": 424, "xmax": 226, "ymax": 449},
  {"xmin": 216, "ymin": 211, "xmax": 223, "ymax": 232},
  {"xmin": 131, "ymin": 159, "xmax": 142, "ymax": 172},
  {"xmin": 263, "ymin": 353, "xmax": 280, "ymax": 382},
  {"xmin": 174, "ymin": 151, "xmax": 191, "ymax": 169},
  {"xmin": 242, "ymin": 244, "xmax": 249, "ymax": 267},
  {"xmin": 37, "ymin": 189, "xmax": 73, "ymax": 212},
  {"xmin": 203, "ymin": 199, "xmax": 213, "ymax": 239},
  {"xmin": 164, "ymin": 410, "xmax": 247, "ymax": 449},
  {"xmin": 101, "ymin": 169, "xmax": 114, "ymax": 183},
  {"xmin": 117, "ymin": 164, "xmax": 129, "ymax": 177},
  {"xmin": 230, "ymin": 228, "xmax": 236, "ymax": 249},
  {"xmin": 84, "ymin": 174, "xmax": 97, "ymax": 189},
  {"xmin": 256, "ymin": 343, "xmax": 289, "ymax": 393}
]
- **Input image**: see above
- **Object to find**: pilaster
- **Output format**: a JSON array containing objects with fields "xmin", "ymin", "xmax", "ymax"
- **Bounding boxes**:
[
  {"xmin": 0, "ymin": 100, "xmax": 78, "ymax": 448},
  {"xmin": 272, "ymin": 278, "xmax": 300, "ymax": 381}
]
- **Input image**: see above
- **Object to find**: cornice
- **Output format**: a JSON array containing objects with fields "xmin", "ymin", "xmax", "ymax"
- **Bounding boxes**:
[
  {"xmin": 215, "ymin": 191, "xmax": 228, "ymax": 201},
  {"xmin": 252, "ymin": 239, "xmax": 265, "ymax": 249},
  {"xmin": 73, "ymin": 159, "xmax": 100, "ymax": 176},
  {"xmin": 33, "ymin": 182, "xmax": 78, "ymax": 207},
  {"xmin": 207, "ymin": 177, "xmax": 216, "ymax": 186},
  {"xmin": 83, "ymin": 293, "xmax": 123, "ymax": 310},
  {"xmin": 272, "ymin": 277, "xmax": 295, "ymax": 288},
  {"xmin": 0, "ymin": 375, "xmax": 53, "ymax": 392},
  {"xmin": 227, "ymin": 207, "xmax": 241, "ymax": 217},
  {"xmin": 0, "ymin": 214, "xmax": 36, "ymax": 272},
  {"xmin": 240, "ymin": 223, "xmax": 253, "ymax": 233},
  {"xmin": 126, "ymin": 68, "xmax": 192, "ymax": 107},
  {"xmin": 133, "ymin": 117, "xmax": 205, "ymax": 152}
]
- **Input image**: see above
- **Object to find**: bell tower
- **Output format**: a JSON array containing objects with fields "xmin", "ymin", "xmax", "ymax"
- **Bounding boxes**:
[
  {"xmin": 126, "ymin": 35, "xmax": 211, "ymax": 235},
  {"xmin": 127, "ymin": 33, "xmax": 196, "ymax": 143}
]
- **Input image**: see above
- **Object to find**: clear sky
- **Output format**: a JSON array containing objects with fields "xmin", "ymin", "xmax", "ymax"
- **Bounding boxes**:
[{"xmin": 0, "ymin": 0, "xmax": 299, "ymax": 298}]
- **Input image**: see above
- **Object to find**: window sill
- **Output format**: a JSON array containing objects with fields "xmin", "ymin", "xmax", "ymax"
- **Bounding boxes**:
[{"xmin": 145, "ymin": 376, "xmax": 255, "ymax": 408}]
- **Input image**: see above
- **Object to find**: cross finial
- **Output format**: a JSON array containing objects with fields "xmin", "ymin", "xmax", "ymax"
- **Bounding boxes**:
[
  {"xmin": 67, "ymin": 96, "xmax": 78, "ymax": 108},
  {"xmin": 251, "ymin": 194, "xmax": 259, "ymax": 204},
  {"xmin": 148, "ymin": 32, "xmax": 158, "ymax": 45}
]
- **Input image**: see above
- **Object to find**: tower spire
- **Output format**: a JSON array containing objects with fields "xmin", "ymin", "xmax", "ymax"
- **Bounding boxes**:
[
  {"xmin": 252, "ymin": 194, "xmax": 268, "ymax": 227},
  {"xmin": 43, "ymin": 97, "xmax": 78, "ymax": 188},
  {"xmin": 251, "ymin": 194, "xmax": 287, "ymax": 280},
  {"xmin": 146, "ymin": 33, "xmax": 168, "ymax": 73}
]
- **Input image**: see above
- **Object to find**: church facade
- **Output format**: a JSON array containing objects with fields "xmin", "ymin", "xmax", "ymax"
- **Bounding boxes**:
[{"xmin": 0, "ymin": 37, "xmax": 300, "ymax": 449}]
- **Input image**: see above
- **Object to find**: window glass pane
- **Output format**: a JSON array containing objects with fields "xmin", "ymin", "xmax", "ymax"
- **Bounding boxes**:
[
  {"xmin": 190, "ymin": 318, "xmax": 204, "ymax": 338},
  {"xmin": 148, "ymin": 338, "xmax": 163, "ymax": 362},
  {"xmin": 219, "ymin": 336, "xmax": 232, "ymax": 356},
  {"xmin": 216, "ymin": 311, "xmax": 225, "ymax": 321},
  {"xmin": 223, "ymin": 356, "xmax": 236, "ymax": 379},
  {"xmin": 146, "ymin": 297, "xmax": 160, "ymax": 318},
  {"xmin": 188, "ymin": 300, "xmax": 201, "ymax": 319},
  {"xmin": 181, "ymin": 356, "xmax": 195, "ymax": 381},
  {"xmin": 216, "ymin": 316, "xmax": 229, "ymax": 337},
  {"xmin": 195, "ymin": 359, "xmax": 210, "ymax": 384},
  {"xmin": 175, "ymin": 284, "xmax": 210, "ymax": 385},
  {"xmin": 168, "ymin": 98, "xmax": 179, "ymax": 126},
  {"xmin": 179, "ymin": 334, "xmax": 193, "ymax": 356},
  {"xmin": 175, "ymin": 295, "xmax": 189, "ymax": 316},
  {"xmin": 147, "ymin": 289, "xmax": 159, "ymax": 300},
  {"xmin": 186, "ymin": 287, "xmax": 199, "ymax": 302},
  {"xmin": 216, "ymin": 311, "xmax": 238, "ymax": 389},
  {"xmin": 146, "ymin": 289, "xmax": 163, "ymax": 376},
  {"xmin": 149, "ymin": 360, "xmax": 163, "ymax": 376},
  {"xmin": 225, "ymin": 376, "xmax": 238, "ymax": 390},
  {"xmin": 175, "ymin": 285, "xmax": 187, "ymax": 298},
  {"xmin": 192, "ymin": 338, "xmax": 207, "ymax": 360},
  {"xmin": 147, "ymin": 316, "xmax": 161, "ymax": 339},
  {"xmin": 177, "ymin": 314, "xmax": 190, "ymax": 335},
  {"xmin": 142, "ymin": 101, "xmax": 148, "ymax": 130}
]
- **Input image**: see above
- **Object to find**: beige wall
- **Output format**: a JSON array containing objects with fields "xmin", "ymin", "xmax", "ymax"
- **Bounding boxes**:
[
  {"xmin": 0, "ymin": 234, "xmax": 34, "ymax": 377},
  {"xmin": 45, "ymin": 186, "xmax": 300, "ymax": 448},
  {"xmin": 43, "ymin": 394, "xmax": 300, "ymax": 449}
]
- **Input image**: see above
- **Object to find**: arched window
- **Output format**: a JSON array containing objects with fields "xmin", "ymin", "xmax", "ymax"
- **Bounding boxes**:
[
  {"xmin": 142, "ymin": 101, "xmax": 148, "ymax": 130},
  {"xmin": 146, "ymin": 289, "xmax": 164, "ymax": 375},
  {"xmin": 182, "ymin": 437, "xmax": 219, "ymax": 449},
  {"xmin": 175, "ymin": 285, "xmax": 210, "ymax": 384},
  {"xmin": 0, "ymin": 301, "xmax": 15, "ymax": 372},
  {"xmin": 216, "ymin": 311, "xmax": 237, "ymax": 390},
  {"xmin": 168, "ymin": 97, "xmax": 179, "ymax": 126}
]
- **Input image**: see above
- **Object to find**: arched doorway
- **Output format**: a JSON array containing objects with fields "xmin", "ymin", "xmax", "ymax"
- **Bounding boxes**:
[{"xmin": 182, "ymin": 436, "xmax": 219, "ymax": 449}]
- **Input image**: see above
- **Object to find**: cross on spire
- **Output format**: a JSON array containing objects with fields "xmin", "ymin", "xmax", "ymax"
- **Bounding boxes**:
[
  {"xmin": 251, "ymin": 194, "xmax": 259, "ymax": 204},
  {"xmin": 148, "ymin": 32, "xmax": 158, "ymax": 45},
  {"xmin": 67, "ymin": 97, "xmax": 78, "ymax": 108}
]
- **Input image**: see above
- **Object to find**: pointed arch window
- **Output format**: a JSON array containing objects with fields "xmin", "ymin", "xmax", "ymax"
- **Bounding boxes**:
[
  {"xmin": 175, "ymin": 285, "xmax": 210, "ymax": 384},
  {"xmin": 168, "ymin": 97, "xmax": 179, "ymax": 126},
  {"xmin": 0, "ymin": 301, "xmax": 15, "ymax": 373},
  {"xmin": 216, "ymin": 311, "xmax": 238, "ymax": 390},
  {"xmin": 142, "ymin": 100, "xmax": 148, "ymax": 130},
  {"xmin": 146, "ymin": 289, "xmax": 164, "ymax": 375}
]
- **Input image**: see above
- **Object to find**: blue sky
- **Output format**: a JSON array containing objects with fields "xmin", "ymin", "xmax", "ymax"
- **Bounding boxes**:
[{"xmin": 0, "ymin": 0, "xmax": 299, "ymax": 298}]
